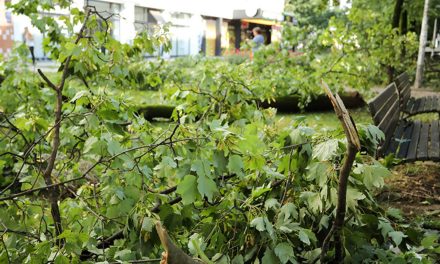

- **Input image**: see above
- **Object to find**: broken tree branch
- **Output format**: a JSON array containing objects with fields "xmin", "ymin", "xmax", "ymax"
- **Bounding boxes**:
[
  {"xmin": 155, "ymin": 222, "xmax": 203, "ymax": 264},
  {"xmin": 320, "ymin": 81, "xmax": 360, "ymax": 263}
]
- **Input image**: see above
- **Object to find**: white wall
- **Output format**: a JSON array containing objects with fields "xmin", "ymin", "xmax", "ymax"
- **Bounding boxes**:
[{"xmin": 8, "ymin": 0, "xmax": 285, "ymax": 58}]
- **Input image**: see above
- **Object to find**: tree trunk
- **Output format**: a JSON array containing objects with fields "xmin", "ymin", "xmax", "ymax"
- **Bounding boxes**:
[
  {"xmin": 401, "ymin": 10, "xmax": 408, "ymax": 57},
  {"xmin": 388, "ymin": 0, "xmax": 405, "ymax": 82},
  {"xmin": 401, "ymin": 10, "xmax": 408, "ymax": 35},
  {"xmin": 431, "ymin": 18, "xmax": 438, "ymax": 58},
  {"xmin": 415, "ymin": 0, "xmax": 431, "ymax": 89},
  {"xmin": 392, "ymin": 0, "xmax": 405, "ymax": 30}
]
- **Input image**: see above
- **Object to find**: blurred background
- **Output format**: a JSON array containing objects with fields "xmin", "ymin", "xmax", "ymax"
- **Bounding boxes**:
[{"xmin": 0, "ymin": 0, "xmax": 351, "ymax": 60}]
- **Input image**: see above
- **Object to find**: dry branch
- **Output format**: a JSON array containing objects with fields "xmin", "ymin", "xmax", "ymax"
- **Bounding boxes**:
[
  {"xmin": 155, "ymin": 222, "xmax": 203, "ymax": 264},
  {"xmin": 320, "ymin": 81, "xmax": 360, "ymax": 262}
]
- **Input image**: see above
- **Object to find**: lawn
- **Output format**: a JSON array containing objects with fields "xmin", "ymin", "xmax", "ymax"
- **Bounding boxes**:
[{"xmin": 277, "ymin": 107, "xmax": 373, "ymax": 131}]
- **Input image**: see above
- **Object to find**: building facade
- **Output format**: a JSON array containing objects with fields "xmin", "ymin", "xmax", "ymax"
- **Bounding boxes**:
[{"xmin": 1, "ymin": 0, "xmax": 285, "ymax": 60}]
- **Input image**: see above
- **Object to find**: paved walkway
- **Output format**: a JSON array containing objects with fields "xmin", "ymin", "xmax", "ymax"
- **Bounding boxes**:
[
  {"xmin": 27, "ymin": 60, "xmax": 59, "ymax": 72},
  {"xmin": 372, "ymin": 86, "xmax": 440, "ymax": 99}
]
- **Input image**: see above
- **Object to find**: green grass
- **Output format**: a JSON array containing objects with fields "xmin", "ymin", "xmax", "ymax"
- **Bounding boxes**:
[
  {"xmin": 115, "ymin": 89, "xmax": 171, "ymax": 106},
  {"xmin": 408, "ymin": 113, "xmax": 440, "ymax": 122},
  {"xmin": 277, "ymin": 107, "xmax": 373, "ymax": 132}
]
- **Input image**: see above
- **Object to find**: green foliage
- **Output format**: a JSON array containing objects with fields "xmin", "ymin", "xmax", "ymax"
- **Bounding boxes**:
[{"xmin": 0, "ymin": 1, "xmax": 438, "ymax": 264}]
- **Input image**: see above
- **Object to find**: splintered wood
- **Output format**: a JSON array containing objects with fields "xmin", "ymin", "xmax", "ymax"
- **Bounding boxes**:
[
  {"xmin": 156, "ymin": 222, "xmax": 203, "ymax": 264},
  {"xmin": 322, "ymin": 81, "xmax": 361, "ymax": 151}
]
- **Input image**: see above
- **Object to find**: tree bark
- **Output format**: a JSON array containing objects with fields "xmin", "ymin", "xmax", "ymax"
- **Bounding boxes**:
[
  {"xmin": 415, "ymin": 0, "xmax": 431, "ymax": 89},
  {"xmin": 392, "ymin": 0, "xmax": 405, "ymax": 30},
  {"xmin": 156, "ymin": 222, "xmax": 203, "ymax": 264},
  {"xmin": 320, "ymin": 81, "xmax": 360, "ymax": 263},
  {"xmin": 401, "ymin": 10, "xmax": 408, "ymax": 57},
  {"xmin": 388, "ymin": 0, "xmax": 405, "ymax": 82},
  {"xmin": 401, "ymin": 10, "xmax": 408, "ymax": 35},
  {"xmin": 37, "ymin": 9, "xmax": 91, "ymax": 245}
]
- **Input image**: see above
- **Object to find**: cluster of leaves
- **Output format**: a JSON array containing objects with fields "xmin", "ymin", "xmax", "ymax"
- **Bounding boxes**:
[{"xmin": 0, "ymin": 1, "xmax": 439, "ymax": 264}]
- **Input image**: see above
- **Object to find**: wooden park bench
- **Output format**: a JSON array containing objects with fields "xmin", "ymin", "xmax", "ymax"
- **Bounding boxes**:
[
  {"xmin": 368, "ymin": 83, "xmax": 440, "ymax": 161},
  {"xmin": 394, "ymin": 72, "xmax": 440, "ymax": 116}
]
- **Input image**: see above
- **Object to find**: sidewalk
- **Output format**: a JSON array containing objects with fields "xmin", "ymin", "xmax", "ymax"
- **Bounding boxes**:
[{"xmin": 29, "ymin": 60, "xmax": 59, "ymax": 72}]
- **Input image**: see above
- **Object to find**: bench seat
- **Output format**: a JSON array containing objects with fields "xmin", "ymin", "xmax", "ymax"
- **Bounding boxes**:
[
  {"xmin": 368, "ymin": 82, "xmax": 440, "ymax": 162},
  {"xmin": 402, "ymin": 96, "xmax": 440, "ymax": 115},
  {"xmin": 395, "ymin": 72, "xmax": 440, "ymax": 116},
  {"xmin": 384, "ymin": 120, "xmax": 440, "ymax": 161}
]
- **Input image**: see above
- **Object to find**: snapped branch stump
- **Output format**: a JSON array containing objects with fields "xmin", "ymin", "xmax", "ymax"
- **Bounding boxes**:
[
  {"xmin": 320, "ymin": 81, "xmax": 361, "ymax": 262},
  {"xmin": 156, "ymin": 222, "xmax": 204, "ymax": 264}
]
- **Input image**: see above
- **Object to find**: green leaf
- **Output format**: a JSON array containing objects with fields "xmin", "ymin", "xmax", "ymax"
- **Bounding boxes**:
[
  {"xmin": 264, "ymin": 216, "xmax": 276, "ymax": 241},
  {"xmin": 306, "ymin": 161, "xmax": 331, "ymax": 186},
  {"xmin": 378, "ymin": 218, "xmax": 394, "ymax": 240},
  {"xmin": 388, "ymin": 231, "xmax": 407, "ymax": 247},
  {"xmin": 70, "ymin": 90, "xmax": 89, "ymax": 103},
  {"xmin": 192, "ymin": 160, "xmax": 217, "ymax": 202},
  {"xmin": 250, "ymin": 217, "xmax": 265, "ymax": 232},
  {"xmin": 300, "ymin": 192, "xmax": 322, "ymax": 213},
  {"xmin": 274, "ymin": 243, "xmax": 295, "ymax": 264},
  {"xmin": 191, "ymin": 159, "xmax": 211, "ymax": 178},
  {"xmin": 188, "ymin": 233, "xmax": 209, "ymax": 261},
  {"xmin": 213, "ymin": 150, "xmax": 227, "ymax": 174},
  {"xmin": 228, "ymin": 155, "xmax": 244, "ymax": 176},
  {"xmin": 346, "ymin": 187, "xmax": 366, "ymax": 210},
  {"xmin": 161, "ymin": 156, "xmax": 178, "ymax": 169},
  {"xmin": 386, "ymin": 208, "xmax": 404, "ymax": 221},
  {"xmin": 83, "ymin": 136, "xmax": 98, "ymax": 153},
  {"xmin": 312, "ymin": 139, "xmax": 339, "ymax": 161},
  {"xmin": 54, "ymin": 255, "xmax": 70, "ymax": 264},
  {"xmin": 261, "ymin": 248, "xmax": 278, "ymax": 264},
  {"xmin": 141, "ymin": 217, "xmax": 155, "ymax": 232},
  {"xmin": 114, "ymin": 249, "xmax": 133, "ymax": 260},
  {"xmin": 231, "ymin": 254, "xmax": 244, "ymax": 264},
  {"xmin": 298, "ymin": 229, "xmax": 311, "ymax": 245},
  {"xmin": 354, "ymin": 164, "xmax": 390, "ymax": 190},
  {"xmin": 265, "ymin": 198, "xmax": 281, "ymax": 210},
  {"xmin": 251, "ymin": 186, "xmax": 271, "ymax": 200},
  {"xmin": 197, "ymin": 174, "xmax": 217, "ymax": 202},
  {"xmin": 279, "ymin": 203, "xmax": 298, "ymax": 222},
  {"xmin": 177, "ymin": 175, "xmax": 198, "ymax": 205},
  {"xmin": 421, "ymin": 234, "xmax": 439, "ymax": 248},
  {"xmin": 107, "ymin": 139, "xmax": 123, "ymax": 156}
]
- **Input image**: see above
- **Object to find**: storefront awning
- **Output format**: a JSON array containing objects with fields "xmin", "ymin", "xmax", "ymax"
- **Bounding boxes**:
[{"xmin": 242, "ymin": 18, "xmax": 279, "ymax": 26}]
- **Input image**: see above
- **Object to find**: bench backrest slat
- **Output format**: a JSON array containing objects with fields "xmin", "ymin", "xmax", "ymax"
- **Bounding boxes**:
[
  {"xmin": 368, "ymin": 83, "xmax": 399, "ymax": 124},
  {"xmin": 395, "ymin": 72, "xmax": 411, "ymax": 108},
  {"xmin": 368, "ymin": 83, "xmax": 400, "ymax": 145}
]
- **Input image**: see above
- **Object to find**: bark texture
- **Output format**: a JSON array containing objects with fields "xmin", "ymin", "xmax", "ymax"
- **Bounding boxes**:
[
  {"xmin": 320, "ymin": 81, "xmax": 360, "ymax": 263},
  {"xmin": 156, "ymin": 222, "xmax": 203, "ymax": 264},
  {"xmin": 415, "ymin": 0, "xmax": 431, "ymax": 88}
]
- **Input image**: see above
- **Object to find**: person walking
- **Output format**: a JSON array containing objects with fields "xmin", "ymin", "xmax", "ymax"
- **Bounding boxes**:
[
  {"xmin": 252, "ymin": 27, "xmax": 264, "ymax": 52},
  {"xmin": 23, "ymin": 27, "xmax": 35, "ymax": 65}
]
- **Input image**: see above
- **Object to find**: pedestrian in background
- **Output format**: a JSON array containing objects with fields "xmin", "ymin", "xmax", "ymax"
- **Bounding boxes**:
[
  {"xmin": 252, "ymin": 27, "xmax": 264, "ymax": 52},
  {"xmin": 23, "ymin": 27, "xmax": 35, "ymax": 65}
]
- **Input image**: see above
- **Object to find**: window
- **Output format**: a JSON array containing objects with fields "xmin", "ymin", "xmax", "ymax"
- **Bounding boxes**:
[
  {"xmin": 86, "ymin": 0, "xmax": 121, "ymax": 40},
  {"xmin": 134, "ymin": 6, "xmax": 164, "ymax": 33},
  {"xmin": 169, "ymin": 12, "xmax": 192, "ymax": 57}
]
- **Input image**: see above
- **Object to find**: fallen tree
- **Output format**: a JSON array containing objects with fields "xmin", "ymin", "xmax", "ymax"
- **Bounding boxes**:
[{"xmin": 137, "ymin": 92, "xmax": 366, "ymax": 120}]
